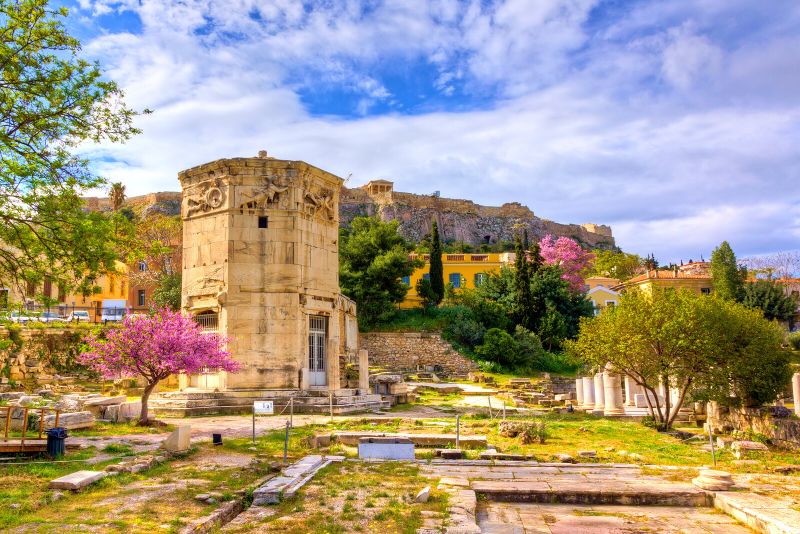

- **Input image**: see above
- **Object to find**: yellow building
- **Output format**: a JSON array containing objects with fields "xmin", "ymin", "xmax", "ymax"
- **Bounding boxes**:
[
  {"xmin": 62, "ymin": 260, "xmax": 131, "ymax": 318},
  {"xmin": 400, "ymin": 252, "xmax": 515, "ymax": 308},
  {"xmin": 585, "ymin": 276, "xmax": 620, "ymax": 314},
  {"xmin": 612, "ymin": 262, "xmax": 712, "ymax": 295}
]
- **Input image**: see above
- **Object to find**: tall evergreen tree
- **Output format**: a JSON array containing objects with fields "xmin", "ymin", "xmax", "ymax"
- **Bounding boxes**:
[
  {"xmin": 710, "ymin": 241, "xmax": 745, "ymax": 301},
  {"xmin": 523, "ymin": 229, "xmax": 530, "ymax": 251},
  {"xmin": 513, "ymin": 235, "xmax": 536, "ymax": 330},
  {"xmin": 429, "ymin": 219, "xmax": 445, "ymax": 304}
]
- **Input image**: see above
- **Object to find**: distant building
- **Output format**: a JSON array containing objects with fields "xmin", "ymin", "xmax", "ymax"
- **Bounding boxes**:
[
  {"xmin": 400, "ymin": 252, "xmax": 516, "ymax": 308},
  {"xmin": 585, "ymin": 276, "xmax": 621, "ymax": 315},
  {"xmin": 613, "ymin": 262, "xmax": 712, "ymax": 295}
]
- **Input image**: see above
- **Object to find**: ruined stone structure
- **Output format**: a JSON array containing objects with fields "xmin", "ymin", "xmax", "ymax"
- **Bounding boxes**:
[
  {"xmin": 177, "ymin": 152, "xmax": 358, "ymax": 391},
  {"xmin": 150, "ymin": 153, "xmax": 382, "ymax": 415},
  {"xmin": 340, "ymin": 180, "xmax": 615, "ymax": 249}
]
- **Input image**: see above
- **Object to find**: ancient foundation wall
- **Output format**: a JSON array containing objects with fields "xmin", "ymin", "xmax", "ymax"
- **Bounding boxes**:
[
  {"xmin": 0, "ymin": 327, "xmax": 88, "ymax": 386},
  {"xmin": 706, "ymin": 402, "xmax": 800, "ymax": 449},
  {"xmin": 360, "ymin": 332, "xmax": 478, "ymax": 377}
]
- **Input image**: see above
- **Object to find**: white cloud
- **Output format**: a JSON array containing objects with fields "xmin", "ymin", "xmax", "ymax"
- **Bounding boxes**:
[{"xmin": 74, "ymin": 0, "xmax": 800, "ymax": 262}]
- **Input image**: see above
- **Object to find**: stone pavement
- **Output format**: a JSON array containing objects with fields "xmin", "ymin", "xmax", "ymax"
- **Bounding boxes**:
[
  {"xmin": 478, "ymin": 503, "xmax": 752, "ymax": 533},
  {"xmin": 423, "ymin": 462, "xmax": 708, "ymax": 506}
]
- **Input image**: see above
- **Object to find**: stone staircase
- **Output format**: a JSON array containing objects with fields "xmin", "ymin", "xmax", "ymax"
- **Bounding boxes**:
[{"xmin": 149, "ymin": 388, "xmax": 389, "ymax": 417}]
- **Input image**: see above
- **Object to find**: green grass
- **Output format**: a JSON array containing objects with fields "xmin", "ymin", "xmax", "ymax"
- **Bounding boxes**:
[{"xmin": 69, "ymin": 420, "xmax": 175, "ymax": 437}]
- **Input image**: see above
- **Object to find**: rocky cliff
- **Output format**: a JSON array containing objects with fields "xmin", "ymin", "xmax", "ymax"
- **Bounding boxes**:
[
  {"xmin": 340, "ymin": 181, "xmax": 615, "ymax": 249},
  {"xmin": 83, "ymin": 181, "xmax": 614, "ymax": 249}
]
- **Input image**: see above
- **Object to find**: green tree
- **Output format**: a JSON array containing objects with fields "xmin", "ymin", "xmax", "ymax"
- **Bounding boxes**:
[
  {"xmin": 710, "ymin": 241, "xmax": 745, "ymax": 301},
  {"xmin": 429, "ymin": 219, "xmax": 444, "ymax": 304},
  {"xmin": 415, "ymin": 278, "xmax": 438, "ymax": 313},
  {"xmin": 339, "ymin": 217, "xmax": 422, "ymax": 326},
  {"xmin": 0, "ymin": 0, "xmax": 141, "ymax": 295},
  {"xmin": 109, "ymin": 182, "xmax": 126, "ymax": 211},
  {"xmin": 589, "ymin": 250, "xmax": 642, "ymax": 280},
  {"xmin": 569, "ymin": 289, "xmax": 790, "ymax": 429},
  {"xmin": 152, "ymin": 273, "xmax": 182, "ymax": 311},
  {"xmin": 513, "ymin": 235, "xmax": 537, "ymax": 330},
  {"xmin": 742, "ymin": 280, "xmax": 798, "ymax": 324}
]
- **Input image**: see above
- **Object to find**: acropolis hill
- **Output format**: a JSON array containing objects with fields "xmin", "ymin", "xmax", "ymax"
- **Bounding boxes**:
[{"xmin": 83, "ymin": 178, "xmax": 614, "ymax": 249}]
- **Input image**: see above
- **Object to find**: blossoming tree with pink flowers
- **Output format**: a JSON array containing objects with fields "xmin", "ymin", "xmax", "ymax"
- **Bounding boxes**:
[
  {"xmin": 539, "ymin": 235, "xmax": 595, "ymax": 292},
  {"xmin": 79, "ymin": 309, "xmax": 238, "ymax": 424}
]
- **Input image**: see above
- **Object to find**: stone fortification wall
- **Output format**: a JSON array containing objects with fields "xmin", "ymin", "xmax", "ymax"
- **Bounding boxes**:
[{"xmin": 360, "ymin": 332, "xmax": 479, "ymax": 376}]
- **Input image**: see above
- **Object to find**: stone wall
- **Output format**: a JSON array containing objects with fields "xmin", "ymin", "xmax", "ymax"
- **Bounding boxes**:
[
  {"xmin": 360, "ymin": 332, "xmax": 479, "ymax": 376},
  {"xmin": 706, "ymin": 402, "xmax": 800, "ymax": 449},
  {"xmin": 0, "ymin": 327, "xmax": 88, "ymax": 386}
]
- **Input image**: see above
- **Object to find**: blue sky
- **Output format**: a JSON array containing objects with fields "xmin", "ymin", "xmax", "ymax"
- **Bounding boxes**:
[{"xmin": 67, "ymin": 0, "xmax": 800, "ymax": 264}]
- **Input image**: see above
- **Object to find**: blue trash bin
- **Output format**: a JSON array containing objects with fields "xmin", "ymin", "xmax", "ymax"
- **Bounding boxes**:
[{"xmin": 46, "ymin": 427, "xmax": 68, "ymax": 458}]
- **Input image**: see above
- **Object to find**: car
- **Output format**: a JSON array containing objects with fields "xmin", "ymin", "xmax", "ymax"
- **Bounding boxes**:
[
  {"xmin": 38, "ymin": 311, "xmax": 65, "ymax": 323},
  {"xmin": 9, "ymin": 311, "xmax": 35, "ymax": 323},
  {"xmin": 66, "ymin": 310, "xmax": 91, "ymax": 323}
]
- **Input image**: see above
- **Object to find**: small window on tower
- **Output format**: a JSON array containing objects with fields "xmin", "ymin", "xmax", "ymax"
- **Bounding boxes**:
[{"xmin": 258, "ymin": 216, "xmax": 268, "ymax": 228}]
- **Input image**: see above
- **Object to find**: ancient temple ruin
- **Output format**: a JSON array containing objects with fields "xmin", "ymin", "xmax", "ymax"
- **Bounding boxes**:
[{"xmin": 151, "ymin": 152, "xmax": 380, "ymax": 415}]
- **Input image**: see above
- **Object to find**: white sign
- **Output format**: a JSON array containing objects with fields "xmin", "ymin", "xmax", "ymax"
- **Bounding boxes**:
[{"xmin": 253, "ymin": 401, "xmax": 274, "ymax": 414}]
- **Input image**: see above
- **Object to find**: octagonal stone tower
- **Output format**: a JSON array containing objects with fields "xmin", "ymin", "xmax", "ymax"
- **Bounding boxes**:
[{"xmin": 179, "ymin": 152, "xmax": 358, "ymax": 392}]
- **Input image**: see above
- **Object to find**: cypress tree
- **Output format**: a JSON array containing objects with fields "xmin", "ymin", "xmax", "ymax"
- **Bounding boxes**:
[
  {"xmin": 710, "ymin": 241, "xmax": 745, "ymax": 301},
  {"xmin": 429, "ymin": 219, "xmax": 445, "ymax": 304},
  {"xmin": 523, "ymin": 229, "xmax": 530, "ymax": 252},
  {"xmin": 513, "ymin": 235, "xmax": 535, "ymax": 330}
]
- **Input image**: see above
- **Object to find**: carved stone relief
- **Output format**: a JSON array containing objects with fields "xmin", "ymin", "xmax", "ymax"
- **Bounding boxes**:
[
  {"xmin": 186, "ymin": 179, "xmax": 226, "ymax": 218},
  {"xmin": 239, "ymin": 175, "xmax": 290, "ymax": 213}
]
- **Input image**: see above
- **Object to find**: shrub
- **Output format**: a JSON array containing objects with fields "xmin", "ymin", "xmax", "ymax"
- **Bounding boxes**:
[
  {"xmin": 498, "ymin": 420, "xmax": 548, "ymax": 444},
  {"xmin": 475, "ymin": 328, "xmax": 520, "ymax": 367},
  {"xmin": 444, "ymin": 313, "xmax": 486, "ymax": 348},
  {"xmin": 789, "ymin": 331, "xmax": 800, "ymax": 351}
]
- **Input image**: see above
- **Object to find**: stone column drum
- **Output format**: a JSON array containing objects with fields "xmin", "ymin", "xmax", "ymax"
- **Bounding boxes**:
[
  {"xmin": 582, "ymin": 376, "xmax": 595, "ymax": 410},
  {"xmin": 575, "ymin": 378, "xmax": 584, "ymax": 407},
  {"xmin": 793, "ymin": 373, "xmax": 800, "ymax": 417},
  {"xmin": 603, "ymin": 366, "xmax": 625, "ymax": 416},
  {"xmin": 593, "ymin": 373, "xmax": 605, "ymax": 412}
]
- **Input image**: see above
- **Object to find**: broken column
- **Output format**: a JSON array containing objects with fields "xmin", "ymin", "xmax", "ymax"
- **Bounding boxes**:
[
  {"xmin": 575, "ymin": 378, "xmax": 584, "ymax": 407},
  {"xmin": 593, "ymin": 372, "xmax": 605, "ymax": 413},
  {"xmin": 581, "ymin": 376, "xmax": 595, "ymax": 410},
  {"xmin": 603, "ymin": 365, "xmax": 624, "ymax": 416},
  {"xmin": 793, "ymin": 373, "xmax": 800, "ymax": 417}
]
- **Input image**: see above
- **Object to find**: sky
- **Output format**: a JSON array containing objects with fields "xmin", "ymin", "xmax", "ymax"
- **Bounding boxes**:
[{"xmin": 65, "ymin": 0, "xmax": 800, "ymax": 264}]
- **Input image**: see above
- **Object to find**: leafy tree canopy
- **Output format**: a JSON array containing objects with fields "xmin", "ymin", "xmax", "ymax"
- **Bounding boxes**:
[
  {"xmin": 0, "ymin": 0, "xmax": 142, "ymax": 295},
  {"xmin": 742, "ymin": 279, "xmax": 798, "ymax": 324},
  {"xmin": 569, "ymin": 289, "xmax": 790, "ymax": 429},
  {"xmin": 588, "ymin": 249, "xmax": 643, "ymax": 281},
  {"xmin": 339, "ymin": 217, "xmax": 421, "ymax": 327}
]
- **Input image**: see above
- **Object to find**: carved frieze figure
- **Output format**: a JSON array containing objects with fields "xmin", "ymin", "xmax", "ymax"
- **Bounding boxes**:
[
  {"xmin": 239, "ymin": 175, "xmax": 289, "ymax": 213},
  {"xmin": 186, "ymin": 180, "xmax": 225, "ymax": 217},
  {"xmin": 304, "ymin": 188, "xmax": 335, "ymax": 220}
]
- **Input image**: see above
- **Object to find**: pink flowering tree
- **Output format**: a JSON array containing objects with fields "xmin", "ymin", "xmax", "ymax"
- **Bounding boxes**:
[
  {"xmin": 539, "ymin": 235, "xmax": 595, "ymax": 292},
  {"xmin": 79, "ymin": 308, "xmax": 238, "ymax": 424}
]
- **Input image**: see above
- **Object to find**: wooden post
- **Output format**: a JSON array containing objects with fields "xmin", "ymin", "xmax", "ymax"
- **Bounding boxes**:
[
  {"xmin": 4, "ymin": 406, "xmax": 11, "ymax": 441},
  {"xmin": 20, "ymin": 408, "xmax": 28, "ymax": 447},
  {"xmin": 38, "ymin": 408, "xmax": 45, "ymax": 439},
  {"xmin": 54, "ymin": 410, "xmax": 60, "ymax": 429}
]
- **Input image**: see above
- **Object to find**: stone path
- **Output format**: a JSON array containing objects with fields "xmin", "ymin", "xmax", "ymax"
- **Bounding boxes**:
[
  {"xmin": 478, "ymin": 502, "xmax": 753, "ymax": 533},
  {"xmin": 423, "ymin": 462, "xmax": 708, "ymax": 506}
]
